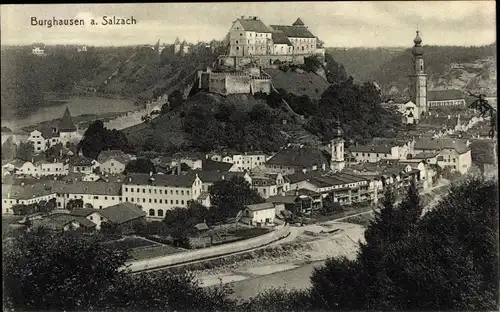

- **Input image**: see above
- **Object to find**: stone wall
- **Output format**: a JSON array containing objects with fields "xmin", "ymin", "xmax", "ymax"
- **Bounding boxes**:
[
  {"xmin": 219, "ymin": 55, "xmax": 305, "ymax": 70},
  {"xmin": 226, "ymin": 75, "xmax": 252, "ymax": 94},
  {"xmin": 127, "ymin": 225, "xmax": 291, "ymax": 272},
  {"xmin": 251, "ymin": 79, "xmax": 272, "ymax": 94}
]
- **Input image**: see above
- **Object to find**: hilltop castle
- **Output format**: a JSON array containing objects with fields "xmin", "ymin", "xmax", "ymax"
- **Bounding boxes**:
[{"xmin": 219, "ymin": 16, "xmax": 325, "ymax": 69}]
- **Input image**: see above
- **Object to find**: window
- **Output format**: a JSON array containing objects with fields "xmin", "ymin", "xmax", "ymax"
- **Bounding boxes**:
[
  {"xmin": 154, "ymin": 189, "xmax": 157, "ymax": 194},
  {"xmin": 236, "ymin": 47, "xmax": 239, "ymax": 50},
  {"xmin": 236, "ymin": 40, "xmax": 238, "ymax": 44},
  {"xmin": 125, "ymin": 197, "xmax": 128, "ymax": 202},
  {"xmin": 94, "ymin": 196, "xmax": 99, "ymax": 199},
  {"xmin": 187, "ymin": 190, "xmax": 190, "ymax": 195},
  {"xmin": 142, "ymin": 189, "xmax": 145, "ymax": 193},
  {"xmin": 176, "ymin": 190, "xmax": 179, "ymax": 195},
  {"xmin": 176, "ymin": 200, "xmax": 179, "ymax": 204},
  {"xmin": 89, "ymin": 216, "xmax": 93, "ymax": 220},
  {"xmin": 149, "ymin": 209, "xmax": 155, "ymax": 216},
  {"xmin": 100, "ymin": 217, "xmax": 103, "ymax": 221},
  {"xmin": 170, "ymin": 190, "xmax": 173, "ymax": 195},
  {"xmin": 149, "ymin": 189, "xmax": 151, "ymax": 193},
  {"xmin": 159, "ymin": 199, "xmax": 162, "ymax": 204},
  {"xmin": 104, "ymin": 196, "xmax": 108, "ymax": 200},
  {"xmin": 130, "ymin": 188, "xmax": 133, "ymax": 192},
  {"xmin": 149, "ymin": 199, "xmax": 152, "ymax": 203},
  {"xmin": 136, "ymin": 188, "xmax": 139, "ymax": 192},
  {"xmin": 131, "ymin": 198, "xmax": 134, "ymax": 202},
  {"xmin": 181, "ymin": 200, "xmax": 184, "ymax": 205},
  {"xmin": 170, "ymin": 200, "xmax": 173, "ymax": 204},
  {"xmin": 181, "ymin": 190, "xmax": 184, "ymax": 195},
  {"xmin": 158, "ymin": 209, "xmax": 164, "ymax": 217}
]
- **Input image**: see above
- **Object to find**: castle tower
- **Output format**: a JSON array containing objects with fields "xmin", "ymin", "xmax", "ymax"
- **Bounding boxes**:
[
  {"xmin": 330, "ymin": 120, "xmax": 345, "ymax": 172},
  {"xmin": 409, "ymin": 30, "xmax": 427, "ymax": 119}
]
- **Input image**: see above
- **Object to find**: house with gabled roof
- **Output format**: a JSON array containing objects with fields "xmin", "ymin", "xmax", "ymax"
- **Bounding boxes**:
[
  {"xmin": 241, "ymin": 202, "xmax": 275, "ymax": 226},
  {"xmin": 90, "ymin": 202, "xmax": 146, "ymax": 232},
  {"xmin": 413, "ymin": 138, "xmax": 472, "ymax": 174}
]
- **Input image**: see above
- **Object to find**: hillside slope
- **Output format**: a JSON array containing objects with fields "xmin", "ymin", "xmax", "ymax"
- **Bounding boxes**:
[
  {"xmin": 365, "ymin": 43, "xmax": 496, "ymax": 96},
  {"xmin": 264, "ymin": 68, "xmax": 330, "ymax": 100}
]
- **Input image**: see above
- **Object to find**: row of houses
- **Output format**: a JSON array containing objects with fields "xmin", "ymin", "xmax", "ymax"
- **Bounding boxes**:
[{"xmin": 348, "ymin": 137, "xmax": 472, "ymax": 175}]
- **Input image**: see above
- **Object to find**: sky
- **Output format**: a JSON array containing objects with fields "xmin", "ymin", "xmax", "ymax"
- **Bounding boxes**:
[{"xmin": 1, "ymin": 2, "xmax": 496, "ymax": 47}]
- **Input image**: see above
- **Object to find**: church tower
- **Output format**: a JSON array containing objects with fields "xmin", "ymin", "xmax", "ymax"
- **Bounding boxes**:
[
  {"xmin": 409, "ymin": 30, "xmax": 427, "ymax": 119},
  {"xmin": 330, "ymin": 120, "xmax": 345, "ymax": 172}
]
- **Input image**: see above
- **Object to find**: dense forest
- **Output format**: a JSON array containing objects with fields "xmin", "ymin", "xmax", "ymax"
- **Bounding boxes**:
[
  {"xmin": 0, "ymin": 44, "xmax": 218, "ymax": 118},
  {"xmin": 0, "ymin": 46, "xmax": 132, "ymax": 118}
]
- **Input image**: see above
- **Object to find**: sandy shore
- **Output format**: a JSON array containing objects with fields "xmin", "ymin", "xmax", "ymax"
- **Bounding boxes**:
[{"xmin": 196, "ymin": 221, "xmax": 365, "ymax": 293}]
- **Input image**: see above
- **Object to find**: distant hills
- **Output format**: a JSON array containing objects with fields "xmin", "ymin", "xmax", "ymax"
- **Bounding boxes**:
[{"xmin": 327, "ymin": 42, "xmax": 496, "ymax": 96}]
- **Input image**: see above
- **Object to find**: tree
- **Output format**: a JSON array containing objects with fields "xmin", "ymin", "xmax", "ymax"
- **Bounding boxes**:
[
  {"xmin": 309, "ymin": 177, "xmax": 498, "ymax": 311},
  {"xmin": 66, "ymin": 198, "xmax": 84, "ymax": 210},
  {"xmin": 78, "ymin": 120, "xmax": 129, "ymax": 159},
  {"xmin": 3, "ymin": 229, "xmax": 237, "ymax": 311},
  {"xmin": 1, "ymin": 137, "xmax": 17, "ymax": 161},
  {"xmin": 169, "ymin": 89, "xmax": 184, "ymax": 110},
  {"xmin": 44, "ymin": 142, "xmax": 63, "ymax": 161},
  {"xmin": 209, "ymin": 176, "xmax": 264, "ymax": 222},
  {"xmin": 124, "ymin": 158, "xmax": 156, "ymax": 174},
  {"xmin": 161, "ymin": 201, "xmax": 209, "ymax": 247},
  {"xmin": 39, "ymin": 198, "xmax": 57, "ymax": 214},
  {"xmin": 16, "ymin": 142, "xmax": 34, "ymax": 161},
  {"xmin": 3, "ymin": 230, "xmax": 128, "ymax": 311}
]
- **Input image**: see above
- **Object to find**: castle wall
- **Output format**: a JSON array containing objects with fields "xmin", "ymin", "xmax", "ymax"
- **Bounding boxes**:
[
  {"xmin": 250, "ymin": 79, "xmax": 271, "ymax": 95},
  {"xmin": 209, "ymin": 75, "xmax": 227, "ymax": 95},
  {"xmin": 226, "ymin": 76, "xmax": 252, "ymax": 94}
]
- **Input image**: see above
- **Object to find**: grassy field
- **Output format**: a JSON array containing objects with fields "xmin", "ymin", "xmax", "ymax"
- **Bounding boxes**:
[{"xmin": 104, "ymin": 236, "xmax": 156, "ymax": 250}]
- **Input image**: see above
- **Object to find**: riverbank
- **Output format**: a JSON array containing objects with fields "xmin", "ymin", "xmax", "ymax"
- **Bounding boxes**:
[{"xmin": 1, "ymin": 96, "xmax": 138, "ymax": 131}]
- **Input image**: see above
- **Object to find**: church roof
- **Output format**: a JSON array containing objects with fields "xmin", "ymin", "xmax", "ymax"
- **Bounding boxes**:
[
  {"xmin": 270, "ymin": 25, "xmax": 315, "ymax": 38},
  {"xmin": 428, "ymin": 90, "xmax": 465, "ymax": 102},
  {"xmin": 237, "ymin": 17, "xmax": 272, "ymax": 33},
  {"xmin": 59, "ymin": 107, "xmax": 77, "ymax": 132}
]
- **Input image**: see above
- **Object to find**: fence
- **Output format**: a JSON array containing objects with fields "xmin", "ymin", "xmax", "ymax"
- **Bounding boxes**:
[{"xmin": 126, "ymin": 225, "xmax": 290, "ymax": 272}]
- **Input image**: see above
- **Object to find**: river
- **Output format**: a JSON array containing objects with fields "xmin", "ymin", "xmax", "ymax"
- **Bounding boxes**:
[
  {"xmin": 227, "ymin": 261, "xmax": 325, "ymax": 300},
  {"xmin": 1, "ymin": 96, "xmax": 138, "ymax": 131}
]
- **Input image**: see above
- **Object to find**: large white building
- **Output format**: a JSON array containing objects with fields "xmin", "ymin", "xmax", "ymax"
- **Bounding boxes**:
[
  {"xmin": 121, "ymin": 173, "xmax": 203, "ymax": 218},
  {"xmin": 227, "ymin": 16, "xmax": 319, "ymax": 57}
]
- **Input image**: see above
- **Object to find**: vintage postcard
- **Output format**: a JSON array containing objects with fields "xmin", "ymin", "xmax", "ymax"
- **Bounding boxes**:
[{"xmin": 1, "ymin": 2, "xmax": 498, "ymax": 311}]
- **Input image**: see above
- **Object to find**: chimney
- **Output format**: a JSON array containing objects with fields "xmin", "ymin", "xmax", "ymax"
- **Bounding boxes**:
[
  {"xmin": 177, "ymin": 161, "xmax": 182, "ymax": 175},
  {"xmin": 149, "ymin": 171, "xmax": 153, "ymax": 177},
  {"xmin": 128, "ymin": 177, "xmax": 132, "ymax": 183}
]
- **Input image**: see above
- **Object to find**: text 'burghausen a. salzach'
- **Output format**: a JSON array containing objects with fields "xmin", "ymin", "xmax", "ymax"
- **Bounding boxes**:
[{"xmin": 31, "ymin": 16, "xmax": 137, "ymax": 28}]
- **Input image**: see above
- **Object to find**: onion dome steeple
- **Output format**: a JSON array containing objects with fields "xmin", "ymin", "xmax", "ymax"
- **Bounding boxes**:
[
  {"xmin": 412, "ymin": 29, "xmax": 424, "ymax": 56},
  {"xmin": 332, "ymin": 120, "xmax": 344, "ymax": 138}
]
